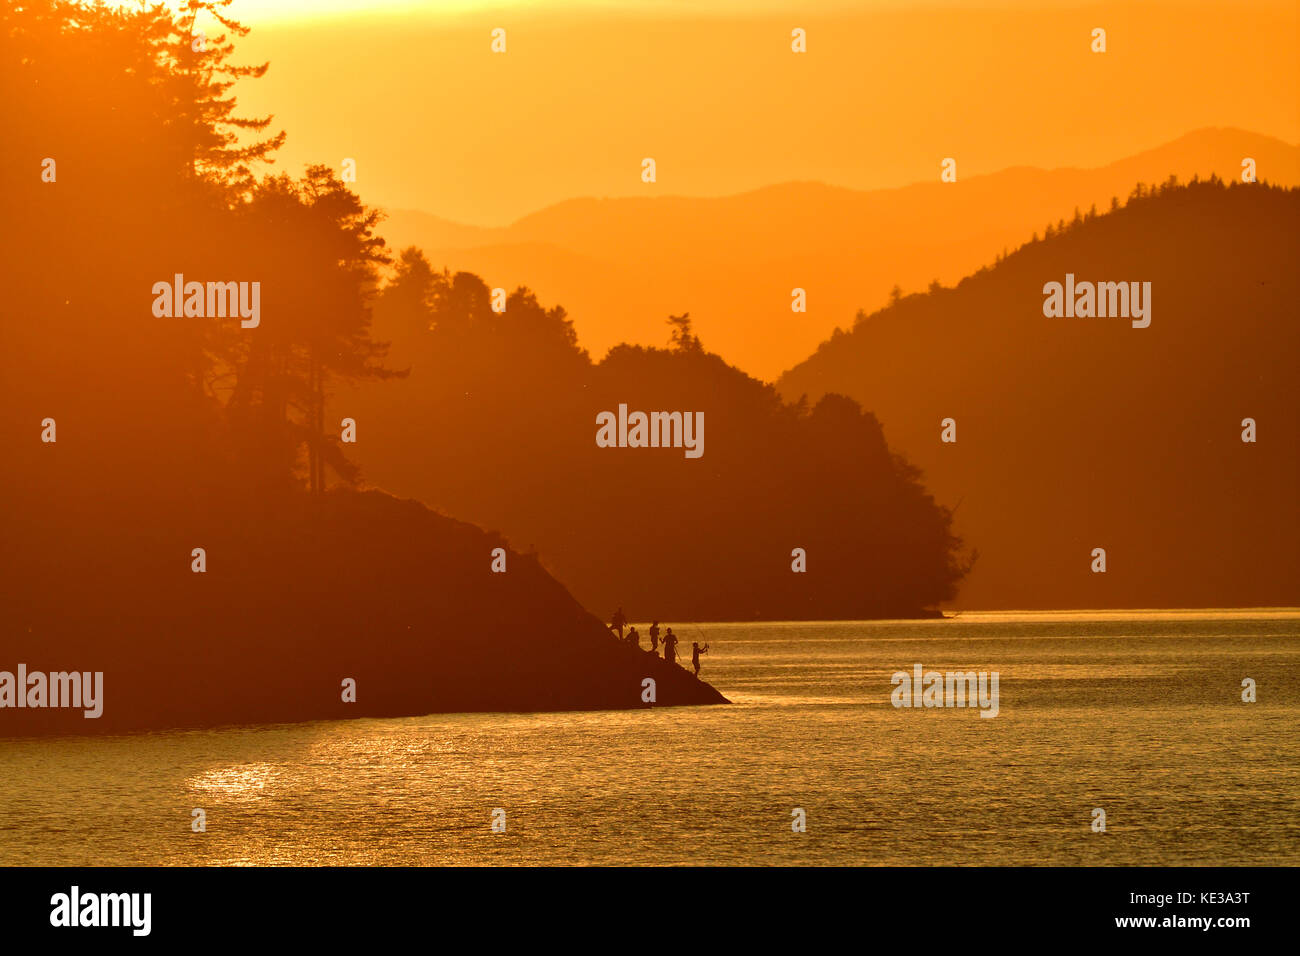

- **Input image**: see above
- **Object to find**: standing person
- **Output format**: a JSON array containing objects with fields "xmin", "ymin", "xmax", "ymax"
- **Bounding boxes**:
[
  {"xmin": 627, "ymin": 626, "xmax": 641, "ymax": 649},
  {"xmin": 649, "ymin": 621, "xmax": 660, "ymax": 654},
  {"xmin": 611, "ymin": 607, "xmax": 627, "ymax": 640},
  {"xmin": 663, "ymin": 627, "xmax": 679, "ymax": 664},
  {"xmin": 691, "ymin": 641, "xmax": 709, "ymax": 677}
]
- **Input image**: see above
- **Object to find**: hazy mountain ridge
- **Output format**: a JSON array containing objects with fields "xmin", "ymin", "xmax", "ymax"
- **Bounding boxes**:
[
  {"xmin": 778, "ymin": 178, "xmax": 1300, "ymax": 610},
  {"xmin": 380, "ymin": 128, "xmax": 1300, "ymax": 379}
]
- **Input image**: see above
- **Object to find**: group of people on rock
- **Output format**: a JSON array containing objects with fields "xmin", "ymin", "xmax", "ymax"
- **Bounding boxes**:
[{"xmin": 609, "ymin": 608, "xmax": 709, "ymax": 677}]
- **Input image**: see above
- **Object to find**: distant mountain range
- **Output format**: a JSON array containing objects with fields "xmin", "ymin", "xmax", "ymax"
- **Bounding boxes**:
[
  {"xmin": 778, "ymin": 179, "xmax": 1299, "ymax": 611},
  {"xmin": 380, "ymin": 128, "xmax": 1299, "ymax": 380}
]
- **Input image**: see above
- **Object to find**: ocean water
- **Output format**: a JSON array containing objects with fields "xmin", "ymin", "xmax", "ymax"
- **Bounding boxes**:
[{"xmin": 2, "ymin": 611, "xmax": 1297, "ymax": 866}]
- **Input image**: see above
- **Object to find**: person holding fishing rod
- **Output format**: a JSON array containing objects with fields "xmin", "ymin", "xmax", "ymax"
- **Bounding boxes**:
[
  {"xmin": 661, "ymin": 627, "xmax": 680, "ymax": 666},
  {"xmin": 690, "ymin": 640, "xmax": 710, "ymax": 677}
]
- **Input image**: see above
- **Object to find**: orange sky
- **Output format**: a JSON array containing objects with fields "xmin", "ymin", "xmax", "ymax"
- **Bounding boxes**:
[{"xmin": 216, "ymin": 0, "xmax": 1300, "ymax": 225}]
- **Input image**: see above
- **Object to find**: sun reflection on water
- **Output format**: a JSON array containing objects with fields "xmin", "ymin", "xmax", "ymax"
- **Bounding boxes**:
[{"xmin": 187, "ymin": 762, "xmax": 282, "ymax": 800}]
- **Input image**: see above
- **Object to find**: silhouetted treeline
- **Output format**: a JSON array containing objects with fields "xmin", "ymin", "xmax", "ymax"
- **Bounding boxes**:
[
  {"xmin": 0, "ymin": 2, "xmax": 725, "ymax": 731},
  {"xmin": 2, "ymin": 0, "xmax": 393, "ymax": 519},
  {"xmin": 344, "ymin": 259, "xmax": 971, "ymax": 620},
  {"xmin": 781, "ymin": 178, "xmax": 1300, "ymax": 610}
]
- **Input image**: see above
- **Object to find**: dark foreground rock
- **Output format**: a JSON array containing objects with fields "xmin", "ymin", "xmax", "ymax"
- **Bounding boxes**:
[{"xmin": 0, "ymin": 490, "xmax": 727, "ymax": 737}]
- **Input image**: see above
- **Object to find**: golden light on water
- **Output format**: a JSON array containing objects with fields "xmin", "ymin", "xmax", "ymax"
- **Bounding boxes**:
[{"xmin": 188, "ymin": 762, "xmax": 281, "ymax": 800}]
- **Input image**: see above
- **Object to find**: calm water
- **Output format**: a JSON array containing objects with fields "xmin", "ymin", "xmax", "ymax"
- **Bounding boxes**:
[{"xmin": 2, "ymin": 611, "xmax": 1297, "ymax": 866}]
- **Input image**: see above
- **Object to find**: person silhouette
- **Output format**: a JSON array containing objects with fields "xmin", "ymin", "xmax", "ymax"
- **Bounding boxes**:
[
  {"xmin": 691, "ymin": 641, "xmax": 709, "ymax": 677},
  {"xmin": 611, "ymin": 607, "xmax": 627, "ymax": 639},
  {"xmin": 627, "ymin": 626, "xmax": 640, "ymax": 649},
  {"xmin": 649, "ymin": 620, "xmax": 660, "ymax": 653},
  {"xmin": 663, "ymin": 627, "xmax": 679, "ymax": 664}
]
